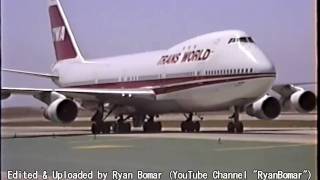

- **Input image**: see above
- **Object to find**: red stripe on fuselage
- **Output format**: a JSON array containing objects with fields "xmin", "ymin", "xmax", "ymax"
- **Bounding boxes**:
[
  {"xmin": 153, "ymin": 75, "xmax": 274, "ymax": 94},
  {"xmin": 69, "ymin": 73, "xmax": 275, "ymax": 94}
]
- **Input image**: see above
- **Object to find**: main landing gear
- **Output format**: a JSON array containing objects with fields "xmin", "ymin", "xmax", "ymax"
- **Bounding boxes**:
[
  {"xmin": 181, "ymin": 113, "xmax": 201, "ymax": 132},
  {"xmin": 90, "ymin": 104, "xmax": 132, "ymax": 134},
  {"xmin": 113, "ymin": 115, "xmax": 131, "ymax": 133},
  {"xmin": 91, "ymin": 105, "xmax": 112, "ymax": 134},
  {"xmin": 143, "ymin": 115, "xmax": 162, "ymax": 133},
  {"xmin": 90, "ymin": 105, "xmax": 163, "ymax": 134},
  {"xmin": 227, "ymin": 106, "xmax": 244, "ymax": 133}
]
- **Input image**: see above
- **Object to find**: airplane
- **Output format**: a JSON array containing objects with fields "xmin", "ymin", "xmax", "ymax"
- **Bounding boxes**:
[{"xmin": 1, "ymin": 0, "xmax": 316, "ymax": 134}]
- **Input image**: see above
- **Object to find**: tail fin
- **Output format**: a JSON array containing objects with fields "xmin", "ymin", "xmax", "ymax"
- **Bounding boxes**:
[{"xmin": 48, "ymin": 0, "xmax": 84, "ymax": 62}]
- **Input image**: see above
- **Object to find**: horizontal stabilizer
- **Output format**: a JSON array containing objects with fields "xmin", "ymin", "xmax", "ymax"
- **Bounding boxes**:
[{"xmin": 2, "ymin": 68, "xmax": 58, "ymax": 79}]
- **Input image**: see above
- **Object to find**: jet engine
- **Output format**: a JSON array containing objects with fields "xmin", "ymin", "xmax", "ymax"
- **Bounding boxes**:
[
  {"xmin": 44, "ymin": 98, "xmax": 78, "ymax": 123},
  {"xmin": 288, "ymin": 90, "xmax": 316, "ymax": 113},
  {"xmin": 246, "ymin": 95, "xmax": 281, "ymax": 120}
]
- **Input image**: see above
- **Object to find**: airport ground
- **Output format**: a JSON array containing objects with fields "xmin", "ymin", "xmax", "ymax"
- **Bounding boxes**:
[{"xmin": 1, "ymin": 111, "xmax": 317, "ymax": 180}]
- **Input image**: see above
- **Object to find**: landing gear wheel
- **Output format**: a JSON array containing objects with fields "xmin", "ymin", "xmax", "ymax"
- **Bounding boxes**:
[
  {"xmin": 235, "ymin": 121, "xmax": 244, "ymax": 133},
  {"xmin": 143, "ymin": 123, "xmax": 149, "ymax": 132},
  {"xmin": 114, "ymin": 122, "xmax": 131, "ymax": 133},
  {"xmin": 143, "ymin": 121, "xmax": 162, "ymax": 133},
  {"xmin": 181, "ymin": 113, "xmax": 201, "ymax": 132},
  {"xmin": 181, "ymin": 121, "xmax": 200, "ymax": 132},
  {"xmin": 194, "ymin": 121, "xmax": 200, "ymax": 132},
  {"xmin": 154, "ymin": 121, "xmax": 162, "ymax": 132},
  {"xmin": 181, "ymin": 121, "xmax": 187, "ymax": 132},
  {"xmin": 227, "ymin": 122, "xmax": 235, "ymax": 133},
  {"xmin": 91, "ymin": 123, "xmax": 99, "ymax": 134},
  {"xmin": 101, "ymin": 122, "xmax": 111, "ymax": 134},
  {"xmin": 124, "ymin": 122, "xmax": 131, "ymax": 132},
  {"xmin": 227, "ymin": 106, "xmax": 244, "ymax": 133}
]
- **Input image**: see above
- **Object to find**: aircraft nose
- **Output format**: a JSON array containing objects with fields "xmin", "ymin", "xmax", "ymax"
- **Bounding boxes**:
[
  {"xmin": 239, "ymin": 44, "xmax": 276, "ymax": 74},
  {"xmin": 258, "ymin": 56, "xmax": 276, "ymax": 74}
]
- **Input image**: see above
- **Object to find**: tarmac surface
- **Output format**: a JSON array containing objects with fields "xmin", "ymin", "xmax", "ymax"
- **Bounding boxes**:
[{"xmin": 1, "ymin": 113, "xmax": 318, "ymax": 180}]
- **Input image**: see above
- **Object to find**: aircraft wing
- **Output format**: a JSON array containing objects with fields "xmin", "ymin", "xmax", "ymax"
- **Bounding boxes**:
[
  {"xmin": 1, "ymin": 87, "xmax": 156, "ymax": 105},
  {"xmin": 271, "ymin": 82, "xmax": 316, "ymax": 96}
]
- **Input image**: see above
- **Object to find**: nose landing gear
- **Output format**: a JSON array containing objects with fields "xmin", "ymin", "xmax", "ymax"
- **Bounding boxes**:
[{"xmin": 227, "ymin": 106, "xmax": 244, "ymax": 133}]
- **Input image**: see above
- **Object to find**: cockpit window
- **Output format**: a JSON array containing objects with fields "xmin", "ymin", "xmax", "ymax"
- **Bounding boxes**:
[
  {"xmin": 248, "ymin": 37, "xmax": 254, "ymax": 43},
  {"xmin": 239, "ymin": 37, "xmax": 247, "ymax": 42},
  {"xmin": 228, "ymin": 38, "xmax": 236, "ymax": 44},
  {"xmin": 228, "ymin": 36, "xmax": 255, "ymax": 44}
]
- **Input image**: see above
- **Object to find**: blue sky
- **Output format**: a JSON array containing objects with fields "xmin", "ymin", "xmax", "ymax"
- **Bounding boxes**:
[{"xmin": 1, "ymin": 0, "xmax": 316, "ymax": 107}]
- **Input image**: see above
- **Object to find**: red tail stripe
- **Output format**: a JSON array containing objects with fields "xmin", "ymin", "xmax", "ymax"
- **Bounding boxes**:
[{"xmin": 49, "ymin": 6, "xmax": 64, "ymax": 28}]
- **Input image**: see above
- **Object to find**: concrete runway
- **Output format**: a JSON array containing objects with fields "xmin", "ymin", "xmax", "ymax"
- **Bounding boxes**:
[
  {"xmin": 1, "ymin": 126, "xmax": 317, "ymax": 144},
  {"xmin": 1, "ymin": 113, "xmax": 318, "ymax": 180}
]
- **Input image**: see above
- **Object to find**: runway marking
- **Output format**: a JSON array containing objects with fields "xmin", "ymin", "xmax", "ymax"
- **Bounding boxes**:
[
  {"xmin": 68, "ymin": 137, "xmax": 142, "ymax": 144},
  {"xmin": 73, "ymin": 144, "xmax": 133, "ymax": 150},
  {"xmin": 214, "ymin": 144, "xmax": 310, "ymax": 151}
]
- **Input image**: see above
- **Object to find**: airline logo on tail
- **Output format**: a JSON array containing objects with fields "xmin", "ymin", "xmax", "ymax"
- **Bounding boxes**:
[
  {"xmin": 48, "ymin": 4, "xmax": 77, "ymax": 61},
  {"xmin": 52, "ymin": 26, "xmax": 66, "ymax": 42}
]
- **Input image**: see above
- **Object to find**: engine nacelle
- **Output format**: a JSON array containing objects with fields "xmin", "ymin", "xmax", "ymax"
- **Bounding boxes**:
[
  {"xmin": 44, "ymin": 98, "xmax": 78, "ymax": 123},
  {"xmin": 246, "ymin": 95, "xmax": 281, "ymax": 120},
  {"xmin": 289, "ymin": 90, "xmax": 316, "ymax": 113}
]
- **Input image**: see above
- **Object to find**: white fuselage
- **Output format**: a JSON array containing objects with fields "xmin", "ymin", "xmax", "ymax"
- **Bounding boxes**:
[{"xmin": 52, "ymin": 30, "xmax": 276, "ymax": 114}]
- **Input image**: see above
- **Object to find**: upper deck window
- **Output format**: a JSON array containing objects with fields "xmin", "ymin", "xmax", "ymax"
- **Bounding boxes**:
[{"xmin": 228, "ymin": 37, "xmax": 255, "ymax": 44}]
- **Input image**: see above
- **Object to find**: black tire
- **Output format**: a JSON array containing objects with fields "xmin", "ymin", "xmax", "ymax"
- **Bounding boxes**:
[
  {"xmin": 143, "ymin": 121, "xmax": 160, "ymax": 133},
  {"xmin": 91, "ymin": 123, "xmax": 99, "ymax": 134},
  {"xmin": 115, "ymin": 122, "xmax": 131, "ymax": 133},
  {"xmin": 227, "ymin": 122, "xmax": 235, "ymax": 133},
  {"xmin": 186, "ymin": 121, "xmax": 194, "ymax": 132},
  {"xmin": 155, "ymin": 121, "xmax": 162, "ymax": 132},
  {"xmin": 102, "ymin": 122, "xmax": 111, "ymax": 134},
  {"xmin": 194, "ymin": 121, "xmax": 200, "ymax": 132},
  {"xmin": 124, "ymin": 122, "xmax": 131, "ymax": 133},
  {"xmin": 181, "ymin": 121, "xmax": 186, "ymax": 132},
  {"xmin": 143, "ymin": 123, "xmax": 149, "ymax": 132},
  {"xmin": 143, "ymin": 121, "xmax": 150, "ymax": 132},
  {"xmin": 235, "ymin": 122, "xmax": 244, "ymax": 133}
]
